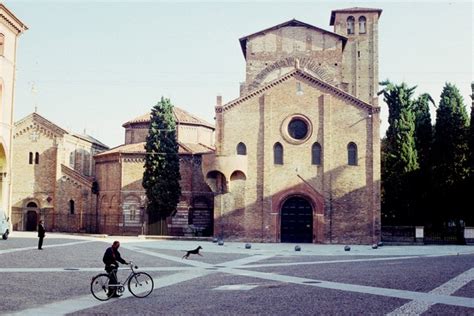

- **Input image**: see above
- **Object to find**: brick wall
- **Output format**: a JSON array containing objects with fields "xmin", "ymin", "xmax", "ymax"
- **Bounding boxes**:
[{"xmin": 212, "ymin": 75, "xmax": 380, "ymax": 243}]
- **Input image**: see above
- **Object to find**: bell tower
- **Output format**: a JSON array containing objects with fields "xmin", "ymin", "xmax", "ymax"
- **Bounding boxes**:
[{"xmin": 330, "ymin": 7, "xmax": 382, "ymax": 105}]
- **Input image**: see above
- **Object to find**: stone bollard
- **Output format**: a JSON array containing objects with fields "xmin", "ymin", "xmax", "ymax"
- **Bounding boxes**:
[
  {"xmin": 218, "ymin": 239, "xmax": 224, "ymax": 246},
  {"xmin": 344, "ymin": 245, "xmax": 351, "ymax": 251},
  {"xmin": 245, "ymin": 243, "xmax": 251, "ymax": 249},
  {"xmin": 294, "ymin": 245, "xmax": 301, "ymax": 251}
]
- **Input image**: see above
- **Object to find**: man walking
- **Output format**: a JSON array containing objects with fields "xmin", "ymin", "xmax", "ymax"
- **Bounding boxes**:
[{"xmin": 37, "ymin": 220, "xmax": 45, "ymax": 250}]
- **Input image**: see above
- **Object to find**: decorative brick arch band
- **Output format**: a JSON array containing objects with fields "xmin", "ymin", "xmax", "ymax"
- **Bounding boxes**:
[
  {"xmin": 271, "ymin": 183, "xmax": 325, "ymax": 243},
  {"xmin": 249, "ymin": 56, "xmax": 334, "ymax": 91}
]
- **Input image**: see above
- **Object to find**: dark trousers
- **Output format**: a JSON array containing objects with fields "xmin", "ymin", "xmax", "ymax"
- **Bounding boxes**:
[
  {"xmin": 105, "ymin": 266, "xmax": 118, "ymax": 295},
  {"xmin": 38, "ymin": 237, "xmax": 44, "ymax": 249}
]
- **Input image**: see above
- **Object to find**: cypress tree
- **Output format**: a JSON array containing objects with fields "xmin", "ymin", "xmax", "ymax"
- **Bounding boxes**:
[
  {"xmin": 142, "ymin": 97, "xmax": 181, "ymax": 235},
  {"xmin": 469, "ymin": 84, "xmax": 474, "ymax": 175},
  {"xmin": 467, "ymin": 86, "xmax": 474, "ymax": 225},
  {"xmin": 413, "ymin": 93, "xmax": 434, "ymax": 171},
  {"xmin": 380, "ymin": 81, "xmax": 419, "ymax": 225},
  {"xmin": 412, "ymin": 93, "xmax": 434, "ymax": 224},
  {"xmin": 432, "ymin": 83, "xmax": 469, "ymax": 226}
]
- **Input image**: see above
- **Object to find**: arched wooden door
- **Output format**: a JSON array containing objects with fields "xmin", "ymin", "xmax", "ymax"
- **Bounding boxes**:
[{"xmin": 281, "ymin": 196, "xmax": 313, "ymax": 243}]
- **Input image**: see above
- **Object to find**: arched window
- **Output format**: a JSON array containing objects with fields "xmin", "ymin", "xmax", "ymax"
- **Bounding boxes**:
[
  {"xmin": 29, "ymin": 152, "xmax": 33, "ymax": 164},
  {"xmin": 83, "ymin": 152, "xmax": 91, "ymax": 176},
  {"xmin": 359, "ymin": 16, "xmax": 366, "ymax": 34},
  {"xmin": 0, "ymin": 34, "xmax": 4, "ymax": 56},
  {"xmin": 69, "ymin": 200, "xmax": 75, "ymax": 215},
  {"xmin": 35, "ymin": 152, "xmax": 39, "ymax": 164},
  {"xmin": 27, "ymin": 202, "xmax": 37, "ymax": 208},
  {"xmin": 348, "ymin": 142, "xmax": 358, "ymax": 166},
  {"xmin": 236, "ymin": 142, "xmax": 247, "ymax": 155},
  {"xmin": 274, "ymin": 142, "xmax": 283, "ymax": 165},
  {"xmin": 347, "ymin": 16, "xmax": 355, "ymax": 35},
  {"xmin": 312, "ymin": 142, "xmax": 322, "ymax": 165},
  {"xmin": 69, "ymin": 151, "xmax": 75, "ymax": 168}
]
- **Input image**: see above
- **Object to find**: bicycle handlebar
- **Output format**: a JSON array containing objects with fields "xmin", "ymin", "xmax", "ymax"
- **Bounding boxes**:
[{"xmin": 128, "ymin": 261, "xmax": 139, "ymax": 271}]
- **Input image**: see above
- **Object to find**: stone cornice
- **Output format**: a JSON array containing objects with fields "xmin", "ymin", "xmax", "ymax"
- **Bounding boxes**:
[
  {"xmin": 0, "ymin": 4, "xmax": 28, "ymax": 34},
  {"xmin": 61, "ymin": 164, "xmax": 94, "ymax": 187},
  {"xmin": 221, "ymin": 68, "xmax": 380, "ymax": 114},
  {"xmin": 15, "ymin": 113, "xmax": 68, "ymax": 138}
]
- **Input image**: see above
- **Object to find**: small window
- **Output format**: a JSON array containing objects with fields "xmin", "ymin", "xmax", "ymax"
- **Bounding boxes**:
[
  {"xmin": 348, "ymin": 142, "xmax": 358, "ymax": 166},
  {"xmin": 312, "ymin": 142, "xmax": 322, "ymax": 165},
  {"xmin": 296, "ymin": 82, "xmax": 303, "ymax": 95},
  {"xmin": 274, "ymin": 142, "xmax": 283, "ymax": 165},
  {"xmin": 0, "ymin": 34, "xmax": 4, "ymax": 56},
  {"xmin": 347, "ymin": 16, "xmax": 355, "ymax": 35},
  {"xmin": 236, "ymin": 142, "xmax": 247, "ymax": 155},
  {"xmin": 69, "ymin": 200, "xmax": 75, "ymax": 215},
  {"xmin": 69, "ymin": 151, "xmax": 75, "ymax": 168},
  {"xmin": 29, "ymin": 152, "xmax": 33, "ymax": 164},
  {"xmin": 359, "ymin": 16, "xmax": 367, "ymax": 34},
  {"xmin": 35, "ymin": 152, "xmax": 39, "ymax": 164}
]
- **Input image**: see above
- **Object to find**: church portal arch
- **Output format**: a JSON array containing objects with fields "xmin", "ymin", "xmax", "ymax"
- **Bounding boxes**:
[{"xmin": 280, "ymin": 196, "xmax": 313, "ymax": 243}]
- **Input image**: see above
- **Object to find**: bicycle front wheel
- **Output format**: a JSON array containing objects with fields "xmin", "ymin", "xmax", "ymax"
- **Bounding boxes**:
[
  {"xmin": 91, "ymin": 273, "xmax": 112, "ymax": 301},
  {"xmin": 128, "ymin": 272, "xmax": 154, "ymax": 298}
]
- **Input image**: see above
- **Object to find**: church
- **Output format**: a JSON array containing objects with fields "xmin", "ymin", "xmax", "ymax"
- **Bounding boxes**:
[
  {"xmin": 11, "ymin": 7, "xmax": 382, "ymax": 244},
  {"xmin": 203, "ymin": 7, "xmax": 382, "ymax": 244}
]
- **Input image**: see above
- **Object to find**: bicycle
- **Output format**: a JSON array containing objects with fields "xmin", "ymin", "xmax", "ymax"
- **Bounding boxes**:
[{"xmin": 90, "ymin": 261, "xmax": 154, "ymax": 301}]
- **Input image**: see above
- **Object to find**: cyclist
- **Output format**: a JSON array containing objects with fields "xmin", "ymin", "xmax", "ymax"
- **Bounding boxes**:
[{"xmin": 102, "ymin": 240, "xmax": 129, "ymax": 298}]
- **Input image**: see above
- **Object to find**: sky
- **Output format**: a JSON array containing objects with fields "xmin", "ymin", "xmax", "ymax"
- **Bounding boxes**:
[{"xmin": 4, "ymin": 0, "xmax": 473, "ymax": 148}]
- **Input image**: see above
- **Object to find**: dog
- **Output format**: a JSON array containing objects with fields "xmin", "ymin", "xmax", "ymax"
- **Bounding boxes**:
[{"xmin": 182, "ymin": 246, "xmax": 203, "ymax": 259}]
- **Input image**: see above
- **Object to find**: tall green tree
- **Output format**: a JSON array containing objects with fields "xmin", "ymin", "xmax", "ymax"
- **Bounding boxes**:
[
  {"xmin": 413, "ymin": 93, "xmax": 434, "ymax": 171},
  {"xmin": 467, "ymin": 87, "xmax": 474, "ymax": 225},
  {"xmin": 469, "ymin": 85, "xmax": 474, "ymax": 175},
  {"xmin": 380, "ymin": 81, "xmax": 419, "ymax": 225},
  {"xmin": 142, "ymin": 97, "xmax": 181, "ymax": 235},
  {"xmin": 432, "ymin": 83, "xmax": 469, "ymax": 226},
  {"xmin": 412, "ymin": 93, "xmax": 434, "ymax": 224}
]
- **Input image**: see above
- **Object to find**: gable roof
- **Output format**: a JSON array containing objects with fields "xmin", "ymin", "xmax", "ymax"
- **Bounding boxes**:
[
  {"xmin": 239, "ymin": 19, "xmax": 347, "ymax": 59},
  {"xmin": 330, "ymin": 7, "xmax": 383, "ymax": 25},
  {"xmin": 122, "ymin": 106, "xmax": 214, "ymax": 129},
  {"xmin": 14, "ymin": 112, "xmax": 108, "ymax": 148},
  {"xmin": 72, "ymin": 133, "xmax": 109, "ymax": 149},
  {"xmin": 220, "ymin": 68, "xmax": 379, "ymax": 114},
  {"xmin": 61, "ymin": 164, "xmax": 94, "ymax": 187},
  {"xmin": 15, "ymin": 112, "xmax": 69, "ymax": 136},
  {"xmin": 0, "ymin": 4, "xmax": 28, "ymax": 34}
]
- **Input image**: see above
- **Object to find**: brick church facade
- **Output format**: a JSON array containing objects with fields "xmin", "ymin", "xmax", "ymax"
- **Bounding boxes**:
[
  {"xmin": 11, "ymin": 113, "xmax": 108, "ymax": 232},
  {"xmin": 203, "ymin": 8, "xmax": 382, "ymax": 244},
  {"xmin": 11, "ymin": 7, "xmax": 382, "ymax": 244}
]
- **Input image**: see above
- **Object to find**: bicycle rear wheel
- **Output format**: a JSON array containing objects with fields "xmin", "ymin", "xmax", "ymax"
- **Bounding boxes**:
[
  {"xmin": 91, "ymin": 273, "xmax": 112, "ymax": 301},
  {"xmin": 128, "ymin": 272, "xmax": 154, "ymax": 298}
]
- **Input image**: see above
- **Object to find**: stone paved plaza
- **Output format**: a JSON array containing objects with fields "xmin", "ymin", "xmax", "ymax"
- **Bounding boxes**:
[{"xmin": 1, "ymin": 232, "xmax": 473, "ymax": 315}]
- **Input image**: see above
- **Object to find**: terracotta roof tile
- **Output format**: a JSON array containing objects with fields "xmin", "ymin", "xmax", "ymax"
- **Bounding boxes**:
[{"xmin": 122, "ymin": 106, "xmax": 214, "ymax": 129}]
